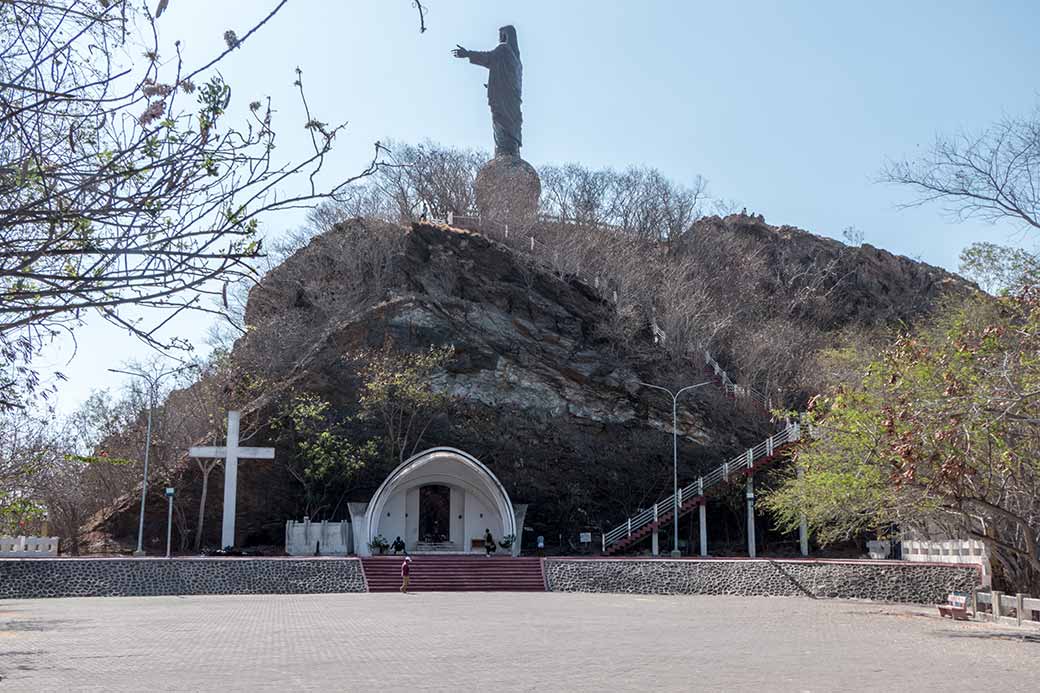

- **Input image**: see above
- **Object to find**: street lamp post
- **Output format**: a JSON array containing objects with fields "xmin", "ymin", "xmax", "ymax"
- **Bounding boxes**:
[
  {"xmin": 164, "ymin": 487, "xmax": 176, "ymax": 559},
  {"xmin": 638, "ymin": 381, "xmax": 711, "ymax": 558},
  {"xmin": 108, "ymin": 364, "xmax": 196, "ymax": 557}
]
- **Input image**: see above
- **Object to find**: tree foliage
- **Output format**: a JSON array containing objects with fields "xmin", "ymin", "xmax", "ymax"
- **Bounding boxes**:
[
  {"xmin": 354, "ymin": 342, "xmax": 455, "ymax": 465},
  {"xmin": 270, "ymin": 392, "xmax": 375, "ymax": 518},
  {"xmin": 765, "ymin": 294, "xmax": 1040, "ymax": 592},
  {"xmin": 958, "ymin": 241, "xmax": 1040, "ymax": 296}
]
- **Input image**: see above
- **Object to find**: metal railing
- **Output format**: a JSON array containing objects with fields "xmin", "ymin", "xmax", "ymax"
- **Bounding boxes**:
[
  {"xmin": 602, "ymin": 422, "xmax": 801, "ymax": 550},
  {"xmin": 703, "ymin": 350, "xmax": 773, "ymax": 411}
]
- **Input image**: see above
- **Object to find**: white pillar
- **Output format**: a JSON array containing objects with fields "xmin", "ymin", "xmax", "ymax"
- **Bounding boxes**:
[
  {"xmin": 698, "ymin": 478, "xmax": 707, "ymax": 557},
  {"xmin": 220, "ymin": 411, "xmax": 241, "ymax": 549},
  {"xmin": 746, "ymin": 473, "xmax": 756, "ymax": 558},
  {"xmin": 797, "ymin": 466, "xmax": 809, "ymax": 556},
  {"xmin": 165, "ymin": 492, "xmax": 174, "ymax": 559},
  {"xmin": 651, "ymin": 504, "xmax": 659, "ymax": 556},
  {"xmin": 699, "ymin": 502, "xmax": 707, "ymax": 557}
]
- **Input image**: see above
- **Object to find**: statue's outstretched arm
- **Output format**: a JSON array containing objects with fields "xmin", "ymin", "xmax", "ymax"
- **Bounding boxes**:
[{"xmin": 465, "ymin": 50, "xmax": 493, "ymax": 68}]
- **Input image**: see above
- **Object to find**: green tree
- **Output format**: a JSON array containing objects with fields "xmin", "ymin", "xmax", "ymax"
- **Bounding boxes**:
[
  {"xmin": 764, "ymin": 295, "xmax": 1040, "ymax": 593},
  {"xmin": 958, "ymin": 242, "xmax": 1040, "ymax": 296},
  {"xmin": 271, "ymin": 393, "xmax": 375, "ymax": 519},
  {"xmin": 353, "ymin": 343, "xmax": 456, "ymax": 464}
]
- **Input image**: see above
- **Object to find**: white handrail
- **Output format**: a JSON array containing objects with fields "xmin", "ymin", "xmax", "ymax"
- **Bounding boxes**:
[
  {"xmin": 602, "ymin": 423, "xmax": 802, "ymax": 550},
  {"xmin": 703, "ymin": 349, "xmax": 773, "ymax": 411}
]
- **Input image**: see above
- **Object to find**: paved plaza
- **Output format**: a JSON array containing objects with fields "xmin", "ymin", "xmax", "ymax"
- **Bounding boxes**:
[{"xmin": 0, "ymin": 592, "xmax": 1037, "ymax": 692}]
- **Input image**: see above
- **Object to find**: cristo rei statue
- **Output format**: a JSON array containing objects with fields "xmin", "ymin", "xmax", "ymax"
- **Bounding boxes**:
[
  {"xmin": 453, "ymin": 25, "xmax": 523, "ymax": 156},
  {"xmin": 453, "ymin": 25, "xmax": 540, "ymax": 219}
]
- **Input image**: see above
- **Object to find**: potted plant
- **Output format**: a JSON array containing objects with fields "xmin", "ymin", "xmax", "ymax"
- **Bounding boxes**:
[
  {"xmin": 498, "ymin": 534, "xmax": 516, "ymax": 552},
  {"xmin": 368, "ymin": 535, "xmax": 390, "ymax": 555}
]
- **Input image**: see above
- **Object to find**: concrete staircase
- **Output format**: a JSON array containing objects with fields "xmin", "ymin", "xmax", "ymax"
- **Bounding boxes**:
[
  {"xmin": 602, "ymin": 422, "xmax": 802, "ymax": 555},
  {"xmin": 360, "ymin": 556, "xmax": 546, "ymax": 592},
  {"xmin": 604, "ymin": 496, "xmax": 706, "ymax": 556}
]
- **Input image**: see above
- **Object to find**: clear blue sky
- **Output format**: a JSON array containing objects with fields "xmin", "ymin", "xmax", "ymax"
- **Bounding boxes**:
[{"xmin": 44, "ymin": 0, "xmax": 1040, "ymax": 413}]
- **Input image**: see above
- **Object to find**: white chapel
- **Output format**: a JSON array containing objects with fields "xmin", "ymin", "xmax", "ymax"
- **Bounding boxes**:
[{"xmin": 348, "ymin": 447, "xmax": 527, "ymax": 556}]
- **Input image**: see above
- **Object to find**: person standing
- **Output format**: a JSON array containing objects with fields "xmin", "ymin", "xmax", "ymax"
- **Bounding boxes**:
[
  {"xmin": 484, "ymin": 528, "xmax": 497, "ymax": 558},
  {"xmin": 400, "ymin": 556, "xmax": 412, "ymax": 593}
]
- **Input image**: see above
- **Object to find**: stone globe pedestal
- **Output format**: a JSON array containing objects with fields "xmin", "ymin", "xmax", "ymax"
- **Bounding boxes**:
[{"xmin": 474, "ymin": 154, "xmax": 541, "ymax": 224}]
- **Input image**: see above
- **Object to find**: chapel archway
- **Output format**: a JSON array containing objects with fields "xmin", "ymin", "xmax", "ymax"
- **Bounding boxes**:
[
  {"xmin": 419, "ymin": 484, "xmax": 451, "ymax": 543},
  {"xmin": 355, "ymin": 447, "xmax": 519, "ymax": 555}
]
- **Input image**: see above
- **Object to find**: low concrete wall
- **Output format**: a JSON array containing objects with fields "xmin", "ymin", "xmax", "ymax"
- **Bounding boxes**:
[
  {"xmin": 0, "ymin": 557, "xmax": 366, "ymax": 599},
  {"xmin": 285, "ymin": 519, "xmax": 352, "ymax": 556},
  {"xmin": 0, "ymin": 535, "xmax": 59, "ymax": 557},
  {"xmin": 544, "ymin": 558, "xmax": 979, "ymax": 604}
]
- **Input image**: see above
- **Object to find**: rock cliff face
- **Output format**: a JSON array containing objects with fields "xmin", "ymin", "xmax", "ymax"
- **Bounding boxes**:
[
  {"xmin": 85, "ymin": 217, "xmax": 975, "ymax": 552},
  {"xmin": 240, "ymin": 222, "xmax": 770, "ymax": 537},
  {"xmin": 693, "ymin": 214, "xmax": 971, "ymax": 329}
]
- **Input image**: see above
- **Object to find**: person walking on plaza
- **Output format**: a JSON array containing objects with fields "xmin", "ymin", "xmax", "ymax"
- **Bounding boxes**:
[
  {"xmin": 484, "ymin": 528, "xmax": 497, "ymax": 557},
  {"xmin": 400, "ymin": 556, "xmax": 412, "ymax": 593}
]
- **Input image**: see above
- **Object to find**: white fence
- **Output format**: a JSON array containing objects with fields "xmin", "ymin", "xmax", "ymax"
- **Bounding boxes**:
[
  {"xmin": 0, "ymin": 535, "xmax": 59, "ymax": 557},
  {"xmin": 703, "ymin": 350, "xmax": 773, "ymax": 410},
  {"xmin": 285, "ymin": 519, "xmax": 352, "ymax": 556},
  {"xmin": 975, "ymin": 590, "xmax": 1040, "ymax": 627},
  {"xmin": 902, "ymin": 539, "xmax": 991, "ymax": 587}
]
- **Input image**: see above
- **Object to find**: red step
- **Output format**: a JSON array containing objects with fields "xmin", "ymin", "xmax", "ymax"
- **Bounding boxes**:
[{"xmin": 360, "ymin": 556, "xmax": 546, "ymax": 592}]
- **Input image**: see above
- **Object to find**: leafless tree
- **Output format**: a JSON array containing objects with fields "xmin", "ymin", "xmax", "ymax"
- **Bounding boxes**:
[
  {"xmin": 882, "ymin": 107, "xmax": 1040, "ymax": 231},
  {"xmin": 0, "ymin": 0, "xmax": 406, "ymax": 408},
  {"xmin": 540, "ymin": 164, "xmax": 708, "ymax": 241},
  {"xmin": 372, "ymin": 140, "xmax": 486, "ymax": 222}
]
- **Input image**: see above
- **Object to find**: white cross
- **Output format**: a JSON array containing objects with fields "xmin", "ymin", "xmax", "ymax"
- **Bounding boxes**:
[{"xmin": 189, "ymin": 410, "xmax": 275, "ymax": 549}]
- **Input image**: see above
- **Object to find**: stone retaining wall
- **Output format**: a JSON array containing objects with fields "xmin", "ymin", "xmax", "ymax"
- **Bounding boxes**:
[
  {"xmin": 0, "ymin": 557, "xmax": 365, "ymax": 599},
  {"xmin": 1, "ymin": 556, "xmax": 979, "ymax": 603},
  {"xmin": 544, "ymin": 558, "xmax": 979, "ymax": 604}
]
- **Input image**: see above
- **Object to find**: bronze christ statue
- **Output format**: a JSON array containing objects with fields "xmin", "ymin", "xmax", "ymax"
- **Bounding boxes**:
[{"xmin": 452, "ymin": 25, "xmax": 523, "ymax": 156}]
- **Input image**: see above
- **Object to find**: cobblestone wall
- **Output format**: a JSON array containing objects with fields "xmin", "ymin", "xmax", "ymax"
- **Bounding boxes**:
[
  {"xmin": 0, "ymin": 557, "xmax": 366, "ymax": 599},
  {"xmin": 544, "ymin": 559, "xmax": 979, "ymax": 604}
]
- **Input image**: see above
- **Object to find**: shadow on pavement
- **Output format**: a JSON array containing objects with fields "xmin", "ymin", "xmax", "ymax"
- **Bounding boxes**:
[{"xmin": 941, "ymin": 630, "xmax": 1040, "ymax": 644}]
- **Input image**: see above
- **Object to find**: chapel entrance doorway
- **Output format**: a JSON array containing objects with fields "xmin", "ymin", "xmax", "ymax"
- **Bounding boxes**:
[{"xmin": 419, "ymin": 484, "xmax": 451, "ymax": 543}]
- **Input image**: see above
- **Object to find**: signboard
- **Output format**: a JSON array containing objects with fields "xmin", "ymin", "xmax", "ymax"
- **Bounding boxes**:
[
  {"xmin": 579, "ymin": 532, "xmax": 592, "ymax": 543},
  {"xmin": 164, "ymin": 487, "xmax": 175, "ymax": 497}
]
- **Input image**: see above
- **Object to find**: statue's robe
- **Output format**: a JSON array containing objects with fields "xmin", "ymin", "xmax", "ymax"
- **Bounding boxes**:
[{"xmin": 467, "ymin": 44, "xmax": 523, "ymax": 156}]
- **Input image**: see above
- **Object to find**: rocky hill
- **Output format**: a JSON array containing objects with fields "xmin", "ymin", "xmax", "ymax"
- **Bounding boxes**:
[{"xmin": 84, "ymin": 215, "xmax": 974, "ymax": 553}]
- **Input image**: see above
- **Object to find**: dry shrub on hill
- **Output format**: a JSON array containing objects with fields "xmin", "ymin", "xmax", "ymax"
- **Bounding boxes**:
[{"xmin": 231, "ymin": 142, "xmax": 965, "ymax": 408}]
